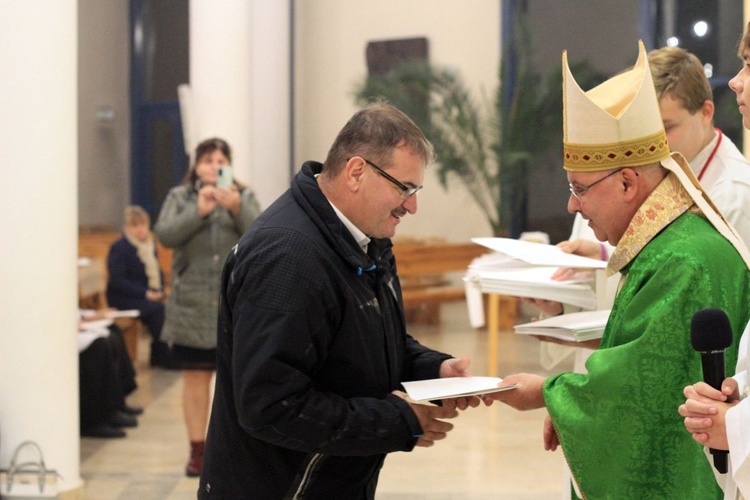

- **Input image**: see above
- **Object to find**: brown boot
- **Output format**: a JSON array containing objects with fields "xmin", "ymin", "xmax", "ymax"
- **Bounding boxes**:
[{"xmin": 185, "ymin": 440, "xmax": 205, "ymax": 477}]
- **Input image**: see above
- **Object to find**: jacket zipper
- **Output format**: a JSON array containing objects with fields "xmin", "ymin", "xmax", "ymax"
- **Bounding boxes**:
[{"xmin": 292, "ymin": 453, "xmax": 324, "ymax": 499}]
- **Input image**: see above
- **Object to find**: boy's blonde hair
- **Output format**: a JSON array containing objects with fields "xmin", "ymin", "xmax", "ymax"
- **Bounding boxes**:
[
  {"xmin": 740, "ymin": 21, "xmax": 750, "ymax": 56},
  {"xmin": 648, "ymin": 47, "xmax": 712, "ymax": 115}
]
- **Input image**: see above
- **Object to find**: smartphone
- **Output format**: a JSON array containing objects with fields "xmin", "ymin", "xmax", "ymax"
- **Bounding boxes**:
[{"xmin": 217, "ymin": 166, "xmax": 234, "ymax": 188}]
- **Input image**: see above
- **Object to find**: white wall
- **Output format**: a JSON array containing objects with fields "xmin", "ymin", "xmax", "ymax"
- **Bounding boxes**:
[
  {"xmin": 294, "ymin": 0, "xmax": 499, "ymax": 242},
  {"xmin": 78, "ymin": 0, "xmax": 130, "ymax": 229},
  {"xmin": 190, "ymin": 0, "xmax": 253, "ymax": 184},
  {"xmin": 189, "ymin": 0, "xmax": 291, "ymax": 210},
  {"xmin": 250, "ymin": 0, "xmax": 293, "ymax": 207}
]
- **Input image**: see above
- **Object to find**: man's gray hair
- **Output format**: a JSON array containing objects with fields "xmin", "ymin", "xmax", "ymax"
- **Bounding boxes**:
[{"xmin": 322, "ymin": 100, "xmax": 434, "ymax": 176}]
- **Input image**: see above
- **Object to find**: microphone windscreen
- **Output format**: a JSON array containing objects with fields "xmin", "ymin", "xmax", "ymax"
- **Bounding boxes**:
[{"xmin": 690, "ymin": 308, "xmax": 733, "ymax": 352}]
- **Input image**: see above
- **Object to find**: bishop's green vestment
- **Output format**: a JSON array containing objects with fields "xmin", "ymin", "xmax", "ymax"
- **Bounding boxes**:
[{"xmin": 544, "ymin": 173, "xmax": 750, "ymax": 499}]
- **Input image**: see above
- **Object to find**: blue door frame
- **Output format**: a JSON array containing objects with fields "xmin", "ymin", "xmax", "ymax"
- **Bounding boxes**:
[{"xmin": 129, "ymin": 0, "xmax": 189, "ymax": 219}]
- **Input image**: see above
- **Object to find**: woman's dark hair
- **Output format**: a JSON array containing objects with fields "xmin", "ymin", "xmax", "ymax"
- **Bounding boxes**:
[{"xmin": 181, "ymin": 138, "xmax": 232, "ymax": 186}]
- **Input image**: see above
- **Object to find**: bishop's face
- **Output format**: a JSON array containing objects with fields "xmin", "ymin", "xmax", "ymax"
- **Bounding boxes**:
[{"xmin": 567, "ymin": 168, "xmax": 630, "ymax": 246}]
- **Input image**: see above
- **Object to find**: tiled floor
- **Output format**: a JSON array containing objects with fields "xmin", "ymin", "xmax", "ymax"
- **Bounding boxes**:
[{"xmin": 80, "ymin": 303, "xmax": 572, "ymax": 499}]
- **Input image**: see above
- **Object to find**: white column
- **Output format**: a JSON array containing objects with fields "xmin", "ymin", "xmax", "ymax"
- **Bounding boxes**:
[
  {"xmin": 0, "ymin": 1, "xmax": 82, "ymax": 496},
  {"xmin": 190, "ymin": 0, "xmax": 291, "ymax": 209}
]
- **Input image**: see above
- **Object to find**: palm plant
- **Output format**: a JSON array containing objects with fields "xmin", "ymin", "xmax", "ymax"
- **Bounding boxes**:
[{"xmin": 355, "ymin": 15, "xmax": 603, "ymax": 236}]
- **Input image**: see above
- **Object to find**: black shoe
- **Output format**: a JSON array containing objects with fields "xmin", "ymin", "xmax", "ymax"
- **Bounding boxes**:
[
  {"xmin": 120, "ymin": 404, "xmax": 144, "ymax": 416},
  {"xmin": 107, "ymin": 410, "xmax": 138, "ymax": 428},
  {"xmin": 82, "ymin": 423, "xmax": 126, "ymax": 438}
]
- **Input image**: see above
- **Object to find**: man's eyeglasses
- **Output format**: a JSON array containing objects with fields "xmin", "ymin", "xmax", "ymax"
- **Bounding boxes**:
[
  {"xmin": 362, "ymin": 158, "xmax": 422, "ymax": 200},
  {"xmin": 568, "ymin": 168, "xmax": 623, "ymax": 202}
]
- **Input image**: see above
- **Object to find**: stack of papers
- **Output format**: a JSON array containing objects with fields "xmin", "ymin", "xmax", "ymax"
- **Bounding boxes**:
[
  {"xmin": 471, "ymin": 266, "xmax": 597, "ymax": 309},
  {"xmin": 513, "ymin": 309, "xmax": 611, "ymax": 342},
  {"xmin": 81, "ymin": 309, "xmax": 141, "ymax": 320},
  {"xmin": 471, "ymin": 237, "xmax": 607, "ymax": 269},
  {"xmin": 104, "ymin": 309, "xmax": 140, "ymax": 319},
  {"xmin": 79, "ymin": 318, "xmax": 113, "ymax": 331},
  {"xmin": 466, "ymin": 238, "xmax": 606, "ymax": 310},
  {"xmin": 402, "ymin": 376, "xmax": 516, "ymax": 402}
]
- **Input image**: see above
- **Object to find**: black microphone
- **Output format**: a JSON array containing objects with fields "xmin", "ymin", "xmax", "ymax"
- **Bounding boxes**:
[{"xmin": 690, "ymin": 308, "xmax": 733, "ymax": 474}]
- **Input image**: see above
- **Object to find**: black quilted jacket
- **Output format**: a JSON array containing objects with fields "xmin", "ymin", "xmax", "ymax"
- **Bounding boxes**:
[{"xmin": 199, "ymin": 161, "xmax": 452, "ymax": 499}]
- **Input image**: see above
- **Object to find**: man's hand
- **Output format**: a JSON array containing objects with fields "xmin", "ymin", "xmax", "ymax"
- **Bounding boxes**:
[
  {"xmin": 393, "ymin": 391, "xmax": 459, "ymax": 447},
  {"xmin": 437, "ymin": 357, "xmax": 484, "ymax": 409},
  {"xmin": 521, "ymin": 297, "xmax": 563, "ymax": 317},
  {"xmin": 678, "ymin": 380, "xmax": 739, "ymax": 450},
  {"xmin": 556, "ymin": 239, "xmax": 603, "ymax": 260},
  {"xmin": 524, "ymin": 238, "xmax": 604, "ymax": 314},
  {"xmin": 441, "ymin": 395, "xmax": 483, "ymax": 410},
  {"xmin": 543, "ymin": 415, "xmax": 559, "ymax": 451},
  {"xmin": 439, "ymin": 357, "xmax": 471, "ymax": 378},
  {"xmin": 549, "ymin": 238, "xmax": 604, "ymax": 281},
  {"xmin": 485, "ymin": 373, "xmax": 546, "ymax": 411}
]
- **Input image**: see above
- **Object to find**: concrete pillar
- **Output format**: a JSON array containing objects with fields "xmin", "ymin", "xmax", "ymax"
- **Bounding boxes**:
[
  {"xmin": 190, "ymin": 0, "xmax": 291, "ymax": 209},
  {"xmin": 0, "ymin": 0, "xmax": 82, "ymax": 497}
]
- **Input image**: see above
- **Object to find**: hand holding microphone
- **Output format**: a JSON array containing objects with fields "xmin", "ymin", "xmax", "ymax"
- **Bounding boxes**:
[{"xmin": 690, "ymin": 308, "xmax": 733, "ymax": 474}]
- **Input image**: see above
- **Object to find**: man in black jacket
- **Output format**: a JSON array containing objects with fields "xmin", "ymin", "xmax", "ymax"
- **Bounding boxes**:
[{"xmin": 199, "ymin": 102, "xmax": 478, "ymax": 498}]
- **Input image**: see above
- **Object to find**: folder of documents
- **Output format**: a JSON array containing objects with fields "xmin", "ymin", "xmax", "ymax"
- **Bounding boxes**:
[
  {"xmin": 402, "ymin": 376, "xmax": 516, "ymax": 402},
  {"xmin": 513, "ymin": 309, "xmax": 610, "ymax": 342},
  {"xmin": 466, "ymin": 238, "xmax": 607, "ymax": 310}
]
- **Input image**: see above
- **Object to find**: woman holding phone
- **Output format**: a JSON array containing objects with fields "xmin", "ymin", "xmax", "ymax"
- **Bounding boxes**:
[{"xmin": 154, "ymin": 137, "xmax": 261, "ymax": 477}]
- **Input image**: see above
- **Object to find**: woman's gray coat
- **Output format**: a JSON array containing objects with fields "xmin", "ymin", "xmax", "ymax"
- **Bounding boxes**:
[{"xmin": 155, "ymin": 184, "xmax": 261, "ymax": 349}]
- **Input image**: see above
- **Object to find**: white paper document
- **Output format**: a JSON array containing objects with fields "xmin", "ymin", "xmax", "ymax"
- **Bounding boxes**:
[
  {"xmin": 77, "ymin": 319, "xmax": 113, "ymax": 352},
  {"xmin": 471, "ymin": 237, "xmax": 606, "ymax": 269},
  {"xmin": 104, "ymin": 309, "xmax": 140, "ymax": 319},
  {"xmin": 514, "ymin": 309, "xmax": 611, "ymax": 342},
  {"xmin": 80, "ymin": 309, "xmax": 140, "ymax": 320},
  {"xmin": 402, "ymin": 376, "xmax": 516, "ymax": 402},
  {"xmin": 467, "ymin": 266, "xmax": 598, "ymax": 310},
  {"xmin": 79, "ymin": 318, "xmax": 113, "ymax": 331}
]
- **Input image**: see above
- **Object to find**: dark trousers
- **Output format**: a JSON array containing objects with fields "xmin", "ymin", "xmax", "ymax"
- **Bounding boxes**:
[{"xmin": 79, "ymin": 326, "xmax": 137, "ymax": 431}]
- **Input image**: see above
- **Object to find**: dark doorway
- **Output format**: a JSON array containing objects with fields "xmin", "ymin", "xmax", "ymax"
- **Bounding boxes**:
[{"xmin": 130, "ymin": 0, "xmax": 190, "ymax": 219}]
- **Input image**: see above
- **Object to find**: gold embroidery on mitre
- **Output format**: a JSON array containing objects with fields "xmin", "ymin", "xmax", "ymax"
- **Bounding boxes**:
[{"xmin": 564, "ymin": 130, "xmax": 670, "ymax": 172}]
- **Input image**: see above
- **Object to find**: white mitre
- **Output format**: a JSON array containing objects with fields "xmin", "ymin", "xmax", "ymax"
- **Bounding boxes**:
[
  {"xmin": 562, "ymin": 40, "xmax": 750, "ymax": 267},
  {"xmin": 562, "ymin": 40, "xmax": 670, "ymax": 172}
]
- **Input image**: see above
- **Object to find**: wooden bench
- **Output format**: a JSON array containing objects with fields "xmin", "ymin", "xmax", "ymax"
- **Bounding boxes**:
[
  {"xmin": 79, "ymin": 228, "xmax": 172, "ymax": 289},
  {"xmin": 78, "ymin": 227, "xmax": 173, "ymax": 363},
  {"xmin": 393, "ymin": 239, "xmax": 518, "ymax": 326}
]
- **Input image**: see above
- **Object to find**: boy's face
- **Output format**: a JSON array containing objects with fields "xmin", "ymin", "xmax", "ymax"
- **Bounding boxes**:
[
  {"xmin": 658, "ymin": 93, "xmax": 712, "ymax": 164},
  {"xmin": 729, "ymin": 46, "xmax": 750, "ymax": 130}
]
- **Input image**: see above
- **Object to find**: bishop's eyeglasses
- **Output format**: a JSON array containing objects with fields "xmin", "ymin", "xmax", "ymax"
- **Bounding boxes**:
[{"xmin": 568, "ymin": 168, "xmax": 622, "ymax": 202}]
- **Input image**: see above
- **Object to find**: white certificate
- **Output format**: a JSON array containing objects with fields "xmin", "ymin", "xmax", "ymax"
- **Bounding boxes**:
[{"xmin": 402, "ymin": 376, "xmax": 516, "ymax": 402}]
